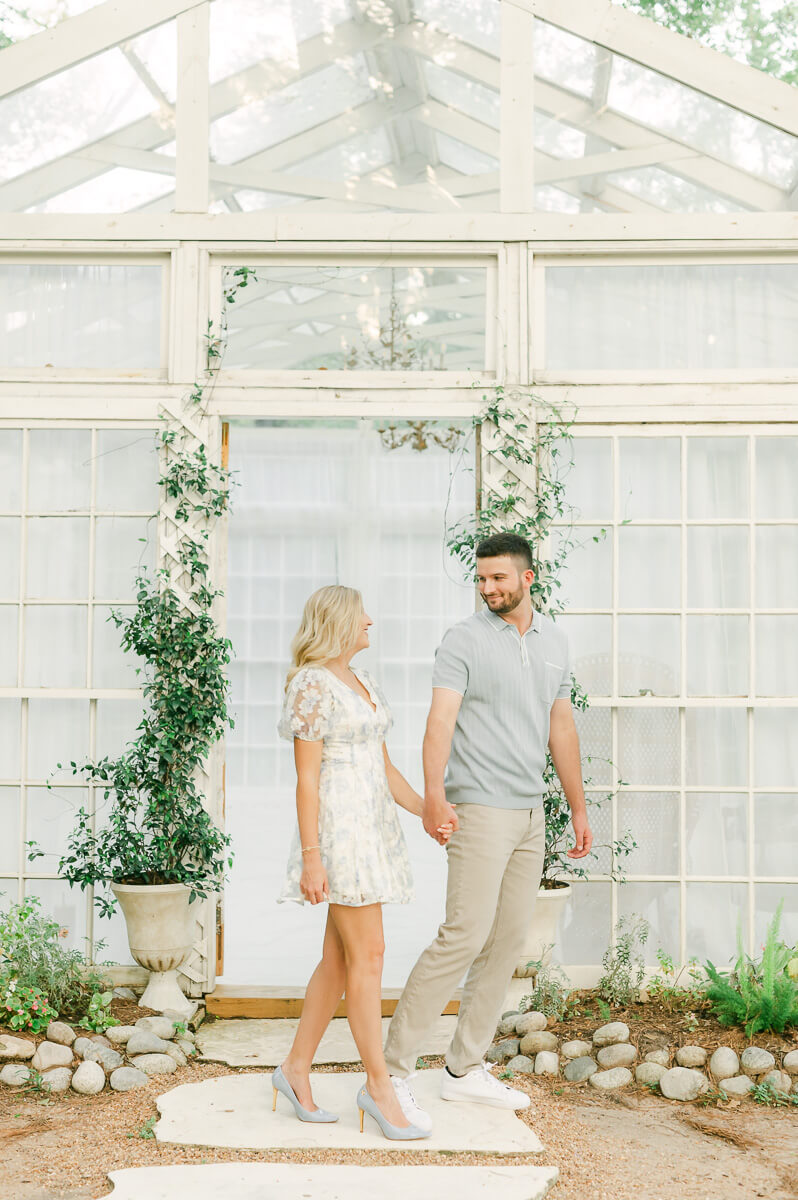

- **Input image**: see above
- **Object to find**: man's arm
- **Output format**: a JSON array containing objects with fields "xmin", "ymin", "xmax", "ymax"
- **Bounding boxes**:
[
  {"xmin": 548, "ymin": 698, "xmax": 593, "ymax": 860},
  {"xmin": 422, "ymin": 687, "xmax": 462, "ymax": 843}
]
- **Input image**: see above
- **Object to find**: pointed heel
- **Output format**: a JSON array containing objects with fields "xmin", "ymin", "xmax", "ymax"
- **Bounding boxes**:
[
  {"xmin": 359, "ymin": 1108, "xmax": 365, "ymax": 1133},
  {"xmin": 272, "ymin": 1087, "xmax": 278, "ymax": 1112}
]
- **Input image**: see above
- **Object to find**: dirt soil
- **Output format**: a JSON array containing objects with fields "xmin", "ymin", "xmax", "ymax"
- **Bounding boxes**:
[{"xmin": 1, "ymin": 999, "xmax": 797, "ymax": 1200}]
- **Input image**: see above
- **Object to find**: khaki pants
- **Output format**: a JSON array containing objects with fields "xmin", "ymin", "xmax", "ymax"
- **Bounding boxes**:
[{"xmin": 384, "ymin": 803, "xmax": 545, "ymax": 1078}]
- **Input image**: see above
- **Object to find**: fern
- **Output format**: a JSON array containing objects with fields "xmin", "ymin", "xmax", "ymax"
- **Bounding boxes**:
[{"xmin": 705, "ymin": 902, "xmax": 798, "ymax": 1037}]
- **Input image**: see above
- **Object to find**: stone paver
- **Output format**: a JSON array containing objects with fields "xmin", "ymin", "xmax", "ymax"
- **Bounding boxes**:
[
  {"xmin": 196, "ymin": 1015, "xmax": 457, "ymax": 1068},
  {"xmin": 155, "ymin": 1069, "xmax": 544, "ymax": 1154},
  {"xmin": 107, "ymin": 1164, "xmax": 559, "ymax": 1200}
]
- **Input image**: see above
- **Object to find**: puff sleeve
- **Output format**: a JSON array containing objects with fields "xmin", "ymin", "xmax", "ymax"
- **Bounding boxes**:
[{"xmin": 278, "ymin": 667, "xmax": 335, "ymax": 741}]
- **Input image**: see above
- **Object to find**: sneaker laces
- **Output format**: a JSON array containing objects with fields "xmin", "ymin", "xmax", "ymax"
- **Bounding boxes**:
[
  {"xmin": 392, "ymin": 1073, "xmax": 426, "ymax": 1116},
  {"xmin": 478, "ymin": 1062, "xmax": 513, "ymax": 1092}
]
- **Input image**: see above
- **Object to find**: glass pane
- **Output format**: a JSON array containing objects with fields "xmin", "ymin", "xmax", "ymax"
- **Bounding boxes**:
[
  {"xmin": 0, "ymin": 788, "xmax": 20, "ymax": 873},
  {"xmin": 686, "ymin": 708, "xmax": 747, "ymax": 786},
  {"xmin": 94, "ymin": 517, "xmax": 154, "ymax": 599},
  {"xmin": 23, "ymin": 606, "xmax": 87, "ymax": 688},
  {"xmin": 575, "ymin": 706, "xmax": 612, "ymax": 786},
  {"xmin": 95, "ymin": 430, "xmax": 159, "ymax": 511},
  {"xmin": 95, "ymin": 700, "xmax": 144, "ymax": 761},
  {"xmin": 0, "ymin": 700, "xmax": 21, "ymax": 780},
  {"xmin": 558, "ymin": 614, "xmax": 611, "ymax": 696},
  {"xmin": 26, "ymin": 700, "xmax": 90, "ymax": 782},
  {"xmin": 618, "ymin": 527, "xmax": 680, "ymax": 609},
  {"xmin": 687, "ymin": 437, "xmax": 748, "ymax": 519},
  {"xmin": 617, "ymin": 791, "xmax": 679, "ymax": 875},
  {"xmin": 559, "ymin": 882, "xmax": 611, "ymax": 964},
  {"xmin": 92, "ymin": 607, "xmax": 142, "ymax": 689},
  {"xmin": 755, "ymin": 883, "xmax": 798, "ymax": 949},
  {"xmin": 25, "ymin": 786, "xmax": 88, "ymax": 863},
  {"xmin": 0, "ymin": 606, "xmax": 19, "ymax": 686},
  {"xmin": 686, "ymin": 616, "xmax": 748, "ymax": 696},
  {"xmin": 755, "ymin": 795, "xmax": 798, "ymax": 877},
  {"xmin": 27, "ymin": 429, "xmax": 91, "ymax": 511},
  {"xmin": 618, "ymin": 616, "xmax": 679, "ymax": 697},
  {"xmin": 563, "ymin": 437, "xmax": 612, "ymax": 521},
  {"xmin": 24, "ymin": 878, "xmax": 87, "ymax": 954},
  {"xmin": 0, "ymin": 266, "xmax": 162, "ymax": 366},
  {"xmin": 0, "ymin": 518, "xmax": 20, "ymax": 599},
  {"xmin": 0, "ymin": 430, "xmax": 22, "ymax": 509},
  {"xmin": 686, "ymin": 883, "xmax": 748, "ymax": 966},
  {"xmin": 617, "ymin": 707, "xmax": 680, "ymax": 786},
  {"xmin": 546, "ymin": 266, "xmax": 798, "ymax": 369},
  {"xmin": 617, "ymin": 882, "xmax": 679, "ymax": 963},
  {"xmin": 754, "ymin": 709, "xmax": 798, "ymax": 787},
  {"xmin": 223, "ymin": 266, "xmax": 487, "ymax": 370},
  {"xmin": 556, "ymin": 527, "xmax": 611, "ymax": 609},
  {"xmin": 755, "ymin": 528, "xmax": 798, "ymax": 608},
  {"xmin": 756, "ymin": 437, "xmax": 798, "ymax": 518},
  {"xmin": 687, "ymin": 527, "xmax": 748, "ymax": 609},
  {"xmin": 686, "ymin": 792, "xmax": 747, "ymax": 876},
  {"xmin": 26, "ymin": 518, "xmax": 89, "ymax": 599},
  {"xmin": 619, "ymin": 438, "xmax": 680, "ymax": 520},
  {"xmin": 756, "ymin": 616, "xmax": 798, "ymax": 696}
]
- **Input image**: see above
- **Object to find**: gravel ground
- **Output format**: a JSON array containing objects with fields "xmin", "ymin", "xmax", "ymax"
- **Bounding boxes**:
[{"xmin": 2, "ymin": 1057, "xmax": 797, "ymax": 1200}]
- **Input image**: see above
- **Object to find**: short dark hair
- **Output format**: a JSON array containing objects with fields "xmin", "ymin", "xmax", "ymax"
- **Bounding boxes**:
[{"xmin": 476, "ymin": 532, "xmax": 534, "ymax": 571}]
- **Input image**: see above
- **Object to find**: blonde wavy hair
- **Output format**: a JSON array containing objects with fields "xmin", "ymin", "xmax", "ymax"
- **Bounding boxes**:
[{"xmin": 285, "ymin": 585, "xmax": 365, "ymax": 688}]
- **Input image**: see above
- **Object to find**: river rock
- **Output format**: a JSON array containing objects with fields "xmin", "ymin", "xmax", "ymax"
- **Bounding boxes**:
[
  {"xmin": 564, "ymin": 1056, "xmax": 598, "ymax": 1083},
  {"xmin": 128, "ymin": 1053, "xmax": 178, "ymax": 1076},
  {"xmin": 498, "ymin": 1012, "xmax": 520, "ymax": 1036},
  {"xmin": 41, "ymin": 1067, "xmax": 73, "ymax": 1092},
  {"xmin": 592, "ymin": 1022, "xmax": 630, "ymax": 1047},
  {"xmin": 46, "ymin": 1021, "xmax": 76, "ymax": 1047},
  {"xmin": 740, "ymin": 1047, "xmax": 775, "ymax": 1077},
  {"xmin": 783, "ymin": 1050, "xmax": 798, "ymax": 1075},
  {"xmin": 486, "ymin": 1043, "xmax": 507, "ymax": 1065},
  {"xmin": 720, "ymin": 1075, "xmax": 754, "ymax": 1096},
  {"xmin": 72, "ymin": 1037, "xmax": 93, "ymax": 1059},
  {"xmin": 676, "ymin": 1045, "xmax": 707, "ymax": 1068},
  {"xmin": 659, "ymin": 1066, "xmax": 706, "ymax": 1101},
  {"xmin": 762, "ymin": 1070, "xmax": 792, "ymax": 1094},
  {"xmin": 82, "ymin": 1043, "xmax": 123, "ymax": 1072},
  {"xmin": 106, "ymin": 1025, "xmax": 137, "ymax": 1046},
  {"xmin": 88, "ymin": 1034, "xmax": 112, "ymax": 1047},
  {"xmin": 534, "ymin": 1051, "xmax": 559, "ymax": 1076},
  {"xmin": 645, "ymin": 1049, "xmax": 670, "ymax": 1067},
  {"xmin": 561, "ymin": 1039, "xmax": 592, "ymax": 1060},
  {"xmin": 505, "ymin": 1055, "xmax": 535, "ymax": 1075},
  {"xmin": 71, "ymin": 1061, "xmax": 106, "ymax": 1095},
  {"xmin": 636, "ymin": 1062, "xmax": 666, "ymax": 1086},
  {"xmin": 126, "ymin": 1030, "xmax": 174, "ymax": 1056},
  {"xmin": 589, "ymin": 1067, "xmax": 632, "ymax": 1091},
  {"xmin": 0, "ymin": 1035, "xmax": 35, "ymax": 1061},
  {"xmin": 597, "ymin": 1043, "xmax": 637, "ymax": 1069},
  {"xmin": 135, "ymin": 1016, "xmax": 179, "ymax": 1040},
  {"xmin": 515, "ymin": 1011, "xmax": 547, "ymax": 1035},
  {"xmin": 178, "ymin": 1028, "xmax": 195, "ymax": 1044},
  {"xmin": 31, "ymin": 1042, "xmax": 73, "ymax": 1072},
  {"xmin": 520, "ymin": 1030, "xmax": 559, "ymax": 1055},
  {"xmin": 0, "ymin": 1064, "xmax": 31, "ymax": 1086},
  {"xmin": 709, "ymin": 1047, "xmax": 739, "ymax": 1081},
  {"xmin": 176, "ymin": 1038, "xmax": 195, "ymax": 1056},
  {"xmin": 110, "ymin": 1067, "xmax": 149, "ymax": 1092},
  {"xmin": 113, "ymin": 987, "xmax": 138, "ymax": 1001}
]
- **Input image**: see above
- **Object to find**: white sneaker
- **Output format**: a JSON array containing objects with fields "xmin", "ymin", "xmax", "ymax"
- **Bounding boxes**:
[
  {"xmin": 440, "ymin": 1062, "xmax": 531, "ymax": 1111},
  {"xmin": 390, "ymin": 1073, "xmax": 433, "ymax": 1133}
]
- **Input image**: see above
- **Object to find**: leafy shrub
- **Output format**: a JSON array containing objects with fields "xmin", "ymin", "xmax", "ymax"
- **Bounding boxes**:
[
  {"xmin": 705, "ymin": 902, "xmax": 798, "ymax": 1038},
  {"xmin": 646, "ymin": 948, "xmax": 708, "ymax": 1012},
  {"xmin": 1, "ymin": 981, "xmax": 57, "ymax": 1032},
  {"xmin": 520, "ymin": 948, "xmax": 571, "ymax": 1021},
  {"xmin": 0, "ymin": 895, "xmax": 114, "ymax": 1028},
  {"xmin": 597, "ymin": 915, "xmax": 650, "ymax": 1007}
]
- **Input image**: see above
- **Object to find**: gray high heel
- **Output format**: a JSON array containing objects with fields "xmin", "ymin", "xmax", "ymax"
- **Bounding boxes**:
[
  {"xmin": 357, "ymin": 1083, "xmax": 431, "ymax": 1140},
  {"xmin": 271, "ymin": 1065, "xmax": 339, "ymax": 1122}
]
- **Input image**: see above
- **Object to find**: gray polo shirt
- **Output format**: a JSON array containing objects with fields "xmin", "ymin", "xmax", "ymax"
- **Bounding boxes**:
[{"xmin": 432, "ymin": 607, "xmax": 571, "ymax": 809}]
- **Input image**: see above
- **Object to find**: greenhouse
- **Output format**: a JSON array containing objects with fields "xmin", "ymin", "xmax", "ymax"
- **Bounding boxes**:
[{"xmin": 0, "ymin": 0, "xmax": 797, "ymax": 1012}]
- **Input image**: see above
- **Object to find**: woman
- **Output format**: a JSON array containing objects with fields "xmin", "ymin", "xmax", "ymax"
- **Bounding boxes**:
[{"xmin": 271, "ymin": 584, "xmax": 450, "ymax": 1140}]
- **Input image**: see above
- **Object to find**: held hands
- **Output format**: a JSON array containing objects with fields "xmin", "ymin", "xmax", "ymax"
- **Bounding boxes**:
[
  {"xmin": 300, "ymin": 851, "xmax": 330, "ymax": 904},
  {"xmin": 423, "ymin": 794, "xmax": 459, "ymax": 845},
  {"xmin": 566, "ymin": 810, "xmax": 594, "ymax": 860}
]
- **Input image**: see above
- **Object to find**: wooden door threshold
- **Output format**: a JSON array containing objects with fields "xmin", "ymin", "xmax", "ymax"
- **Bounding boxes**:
[{"xmin": 206, "ymin": 985, "xmax": 461, "ymax": 1019}]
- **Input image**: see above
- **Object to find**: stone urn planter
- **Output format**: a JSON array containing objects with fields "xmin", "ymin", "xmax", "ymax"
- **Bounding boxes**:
[
  {"xmin": 112, "ymin": 882, "xmax": 195, "ymax": 1019},
  {"xmin": 515, "ymin": 882, "xmax": 572, "ymax": 977}
]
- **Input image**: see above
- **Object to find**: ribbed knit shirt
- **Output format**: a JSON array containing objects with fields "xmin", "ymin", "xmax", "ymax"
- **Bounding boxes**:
[{"xmin": 432, "ymin": 607, "xmax": 571, "ymax": 809}]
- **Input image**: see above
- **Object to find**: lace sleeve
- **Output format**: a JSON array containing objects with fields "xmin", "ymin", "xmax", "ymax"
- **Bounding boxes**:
[{"xmin": 278, "ymin": 668, "xmax": 334, "ymax": 741}]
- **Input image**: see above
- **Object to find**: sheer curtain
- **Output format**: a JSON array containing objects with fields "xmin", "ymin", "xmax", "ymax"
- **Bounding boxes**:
[{"xmin": 222, "ymin": 420, "xmax": 474, "ymax": 986}]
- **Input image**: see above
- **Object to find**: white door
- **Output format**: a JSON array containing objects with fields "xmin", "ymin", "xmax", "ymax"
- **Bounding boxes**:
[{"xmin": 222, "ymin": 419, "xmax": 475, "ymax": 986}]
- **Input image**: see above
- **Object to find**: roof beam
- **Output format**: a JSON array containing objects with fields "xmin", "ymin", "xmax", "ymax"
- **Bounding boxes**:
[
  {"xmin": 536, "ymin": 142, "xmax": 698, "ymax": 185},
  {"xmin": 522, "ymin": 0, "xmax": 798, "ymax": 139},
  {"xmin": 0, "ymin": 0, "xmax": 205, "ymax": 100}
]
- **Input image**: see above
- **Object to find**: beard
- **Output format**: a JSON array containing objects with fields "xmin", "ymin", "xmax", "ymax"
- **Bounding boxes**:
[{"xmin": 484, "ymin": 585, "xmax": 525, "ymax": 615}]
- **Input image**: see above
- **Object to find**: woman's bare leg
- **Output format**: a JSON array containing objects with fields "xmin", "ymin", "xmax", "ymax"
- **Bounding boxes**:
[
  {"xmin": 281, "ymin": 911, "xmax": 346, "ymax": 1110},
  {"xmin": 329, "ymin": 903, "xmax": 408, "ymax": 1128}
]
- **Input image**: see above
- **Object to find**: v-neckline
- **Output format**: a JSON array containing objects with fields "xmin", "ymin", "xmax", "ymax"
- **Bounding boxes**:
[{"xmin": 322, "ymin": 665, "xmax": 378, "ymax": 714}]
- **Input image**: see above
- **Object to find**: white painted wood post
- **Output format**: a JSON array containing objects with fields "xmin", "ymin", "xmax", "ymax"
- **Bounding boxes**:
[
  {"xmin": 500, "ymin": 0, "xmax": 536, "ymax": 213},
  {"xmin": 175, "ymin": 3, "xmax": 210, "ymax": 214}
]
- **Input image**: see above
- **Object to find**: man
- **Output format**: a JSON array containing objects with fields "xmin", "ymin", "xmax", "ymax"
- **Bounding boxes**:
[{"xmin": 385, "ymin": 532, "xmax": 592, "ymax": 1124}]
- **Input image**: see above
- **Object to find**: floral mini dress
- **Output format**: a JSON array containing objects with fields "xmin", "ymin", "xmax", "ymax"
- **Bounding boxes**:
[{"xmin": 277, "ymin": 665, "xmax": 414, "ymax": 907}]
